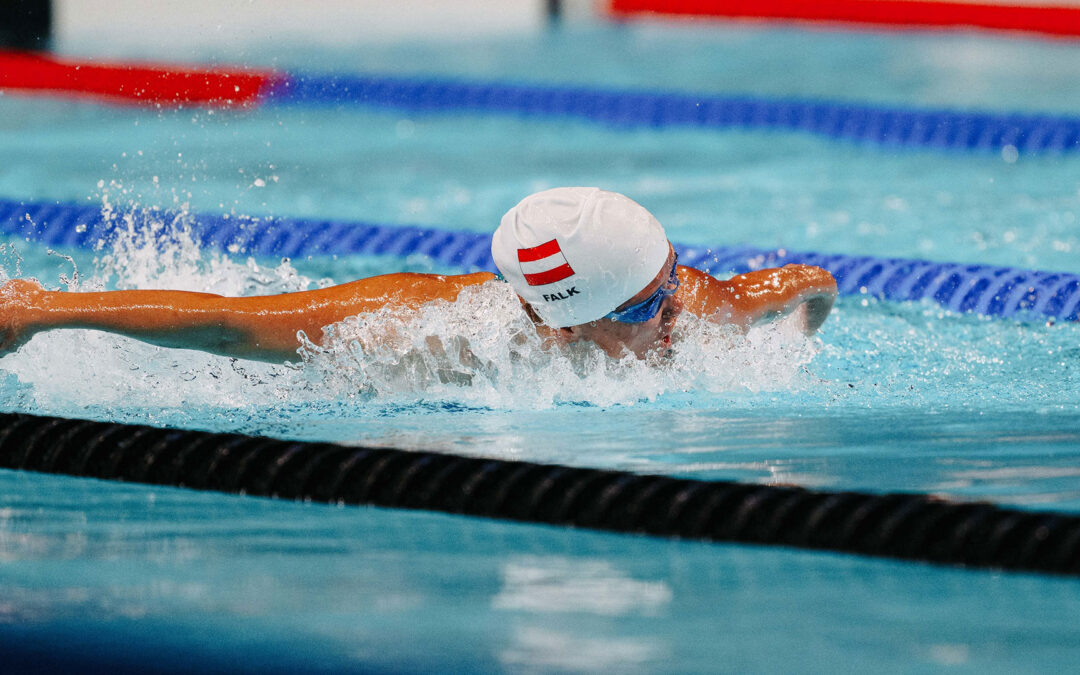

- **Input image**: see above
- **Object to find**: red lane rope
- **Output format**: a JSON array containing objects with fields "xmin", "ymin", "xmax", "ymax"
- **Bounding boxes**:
[
  {"xmin": 0, "ymin": 50, "xmax": 280, "ymax": 107},
  {"xmin": 609, "ymin": 0, "xmax": 1080, "ymax": 37}
]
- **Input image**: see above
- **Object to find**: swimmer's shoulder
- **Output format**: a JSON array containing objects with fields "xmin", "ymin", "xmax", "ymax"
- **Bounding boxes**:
[
  {"xmin": 674, "ymin": 265, "xmax": 729, "ymax": 317},
  {"xmin": 348, "ymin": 271, "xmax": 499, "ymax": 308},
  {"xmin": 420, "ymin": 271, "xmax": 499, "ymax": 296},
  {"xmin": 453, "ymin": 271, "xmax": 499, "ymax": 286},
  {"xmin": 675, "ymin": 265, "xmax": 715, "ymax": 286},
  {"xmin": 352, "ymin": 270, "xmax": 498, "ymax": 302},
  {"xmin": 389, "ymin": 271, "xmax": 497, "ymax": 286}
]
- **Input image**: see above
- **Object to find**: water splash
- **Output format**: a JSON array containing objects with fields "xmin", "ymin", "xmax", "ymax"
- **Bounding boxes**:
[
  {"xmin": 808, "ymin": 298, "xmax": 1080, "ymax": 412},
  {"xmin": 0, "ymin": 204, "xmax": 323, "ymax": 422},
  {"xmin": 0, "ymin": 204, "xmax": 821, "ymax": 419},
  {"xmin": 298, "ymin": 281, "xmax": 821, "ymax": 409},
  {"xmin": 92, "ymin": 201, "xmax": 326, "ymax": 296}
]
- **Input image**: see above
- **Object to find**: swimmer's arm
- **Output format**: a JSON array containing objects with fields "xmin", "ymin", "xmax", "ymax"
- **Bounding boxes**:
[
  {"xmin": 676, "ymin": 264, "xmax": 837, "ymax": 334},
  {"xmin": 0, "ymin": 273, "xmax": 495, "ymax": 363}
]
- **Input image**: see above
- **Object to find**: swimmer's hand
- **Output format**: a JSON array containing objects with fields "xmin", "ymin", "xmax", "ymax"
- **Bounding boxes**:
[
  {"xmin": 0, "ymin": 279, "xmax": 45, "ymax": 356},
  {"xmin": 794, "ymin": 281, "xmax": 836, "ymax": 335}
]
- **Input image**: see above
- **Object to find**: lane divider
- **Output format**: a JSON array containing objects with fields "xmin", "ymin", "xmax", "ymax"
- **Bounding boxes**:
[
  {"xmin": 2, "ymin": 197, "xmax": 1077, "ymax": 321},
  {"xmin": 265, "ymin": 73, "xmax": 1080, "ymax": 154},
  {"xmin": 2, "ymin": 411, "xmax": 1078, "ymax": 576},
  {"xmin": 609, "ymin": 0, "xmax": 1080, "ymax": 38},
  {"xmin": 1, "ymin": 50, "xmax": 1078, "ymax": 154}
]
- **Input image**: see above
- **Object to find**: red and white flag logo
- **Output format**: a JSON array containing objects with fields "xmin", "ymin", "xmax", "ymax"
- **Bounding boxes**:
[{"xmin": 517, "ymin": 239, "xmax": 575, "ymax": 286}]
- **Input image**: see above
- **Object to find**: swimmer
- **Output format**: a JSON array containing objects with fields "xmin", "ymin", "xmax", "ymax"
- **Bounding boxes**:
[{"xmin": 0, "ymin": 188, "xmax": 837, "ymax": 363}]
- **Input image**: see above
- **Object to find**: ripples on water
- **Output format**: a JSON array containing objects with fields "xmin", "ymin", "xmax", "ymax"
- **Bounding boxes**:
[
  {"xmin": 0, "ymin": 211, "xmax": 821, "ymax": 418},
  {"xmin": 0, "ymin": 209, "xmax": 1076, "ymax": 441}
]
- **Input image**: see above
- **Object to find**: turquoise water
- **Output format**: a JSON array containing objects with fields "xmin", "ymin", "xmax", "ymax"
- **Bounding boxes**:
[
  {"xmin": 3, "ymin": 99, "xmax": 1079, "ymax": 272},
  {"xmin": 2, "ymin": 22, "xmax": 1080, "ymax": 672},
  {"xmin": 4, "ymin": 470, "xmax": 1080, "ymax": 673}
]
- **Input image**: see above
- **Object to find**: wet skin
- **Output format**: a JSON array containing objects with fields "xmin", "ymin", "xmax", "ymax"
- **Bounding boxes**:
[
  {"xmin": 0, "ymin": 244, "xmax": 837, "ymax": 363},
  {"xmin": 538, "ymin": 245, "xmax": 837, "ymax": 359},
  {"xmin": 545, "ymin": 245, "xmax": 684, "ymax": 359}
]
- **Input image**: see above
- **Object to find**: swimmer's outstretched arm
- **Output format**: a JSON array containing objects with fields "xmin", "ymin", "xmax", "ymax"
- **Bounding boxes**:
[
  {"xmin": 677, "ymin": 264, "xmax": 837, "ymax": 334},
  {"xmin": 0, "ymin": 273, "xmax": 495, "ymax": 363}
]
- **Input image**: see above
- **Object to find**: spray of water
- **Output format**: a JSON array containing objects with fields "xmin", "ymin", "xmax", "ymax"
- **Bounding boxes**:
[
  {"xmin": 299, "ymin": 282, "xmax": 820, "ymax": 409},
  {"xmin": 0, "ymin": 203, "xmax": 822, "ymax": 423}
]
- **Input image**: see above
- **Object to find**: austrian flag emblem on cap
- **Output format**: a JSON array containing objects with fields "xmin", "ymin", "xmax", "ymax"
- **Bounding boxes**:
[{"xmin": 517, "ymin": 239, "xmax": 575, "ymax": 286}]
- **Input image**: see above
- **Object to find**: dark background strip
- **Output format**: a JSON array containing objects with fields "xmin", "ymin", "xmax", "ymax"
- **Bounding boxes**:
[{"xmin": 1, "ymin": 412, "xmax": 1077, "ymax": 575}]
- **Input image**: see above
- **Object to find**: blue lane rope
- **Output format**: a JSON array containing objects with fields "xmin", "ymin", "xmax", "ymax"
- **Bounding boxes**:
[
  {"xmin": 2, "ymin": 198, "xmax": 1078, "ymax": 321},
  {"xmin": 266, "ymin": 74, "xmax": 1080, "ymax": 155}
]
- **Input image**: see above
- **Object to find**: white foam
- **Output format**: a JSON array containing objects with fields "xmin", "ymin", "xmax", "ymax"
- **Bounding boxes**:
[
  {"xmin": 1, "ymin": 206, "xmax": 822, "ymax": 416},
  {"xmin": 299, "ymin": 280, "xmax": 821, "ymax": 409},
  {"xmin": 3, "ymin": 207, "xmax": 320, "ymax": 417}
]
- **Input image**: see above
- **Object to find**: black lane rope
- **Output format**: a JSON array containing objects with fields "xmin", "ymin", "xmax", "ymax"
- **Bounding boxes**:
[{"xmin": 1, "ymin": 411, "xmax": 1077, "ymax": 576}]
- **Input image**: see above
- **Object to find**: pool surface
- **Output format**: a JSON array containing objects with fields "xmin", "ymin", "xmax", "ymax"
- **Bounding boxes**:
[{"xmin": 2, "ymin": 21, "xmax": 1080, "ymax": 672}]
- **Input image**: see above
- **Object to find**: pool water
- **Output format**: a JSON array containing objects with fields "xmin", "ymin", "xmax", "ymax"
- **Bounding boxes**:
[
  {"xmin": 2, "ymin": 21, "xmax": 1080, "ymax": 671},
  {"xmin": 3, "ymin": 97, "xmax": 1079, "ymax": 272},
  {"xmin": 4, "ymin": 469, "xmax": 1080, "ymax": 673}
]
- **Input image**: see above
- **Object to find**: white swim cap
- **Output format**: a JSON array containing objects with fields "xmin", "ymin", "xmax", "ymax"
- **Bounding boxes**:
[{"xmin": 491, "ymin": 187, "xmax": 669, "ymax": 328}]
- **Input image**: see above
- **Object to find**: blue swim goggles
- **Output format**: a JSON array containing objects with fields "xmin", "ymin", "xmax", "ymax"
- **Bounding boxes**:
[{"xmin": 605, "ymin": 252, "xmax": 679, "ymax": 324}]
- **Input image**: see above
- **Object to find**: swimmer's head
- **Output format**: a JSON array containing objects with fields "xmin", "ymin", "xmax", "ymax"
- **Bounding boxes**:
[{"xmin": 492, "ymin": 187, "xmax": 670, "ymax": 329}]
